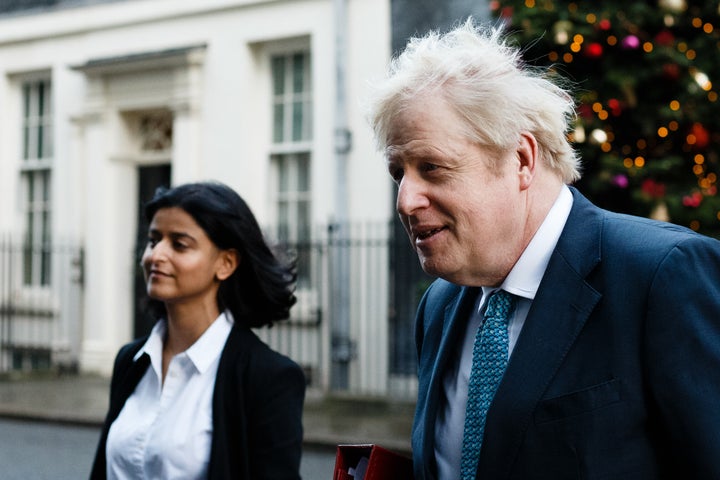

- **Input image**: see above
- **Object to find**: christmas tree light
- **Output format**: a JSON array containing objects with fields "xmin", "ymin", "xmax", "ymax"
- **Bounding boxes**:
[{"xmin": 495, "ymin": 0, "xmax": 720, "ymax": 236}]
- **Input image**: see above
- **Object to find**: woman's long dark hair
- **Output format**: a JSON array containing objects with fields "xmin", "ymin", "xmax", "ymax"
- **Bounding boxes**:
[{"xmin": 144, "ymin": 181, "xmax": 296, "ymax": 327}]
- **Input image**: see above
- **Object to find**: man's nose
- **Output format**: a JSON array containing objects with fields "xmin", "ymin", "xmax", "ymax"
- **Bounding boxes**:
[{"xmin": 396, "ymin": 175, "xmax": 430, "ymax": 216}]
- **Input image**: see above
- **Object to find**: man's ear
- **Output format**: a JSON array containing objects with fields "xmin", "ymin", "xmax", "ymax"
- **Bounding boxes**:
[
  {"xmin": 216, "ymin": 249, "xmax": 239, "ymax": 282},
  {"xmin": 517, "ymin": 132, "xmax": 538, "ymax": 190}
]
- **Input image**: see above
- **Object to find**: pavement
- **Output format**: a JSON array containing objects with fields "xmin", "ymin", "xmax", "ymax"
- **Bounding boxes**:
[{"xmin": 0, "ymin": 373, "xmax": 414, "ymax": 455}]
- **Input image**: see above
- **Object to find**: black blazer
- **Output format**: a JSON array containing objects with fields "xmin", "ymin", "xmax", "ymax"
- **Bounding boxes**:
[
  {"xmin": 411, "ymin": 188, "xmax": 720, "ymax": 479},
  {"xmin": 90, "ymin": 324, "xmax": 306, "ymax": 479}
]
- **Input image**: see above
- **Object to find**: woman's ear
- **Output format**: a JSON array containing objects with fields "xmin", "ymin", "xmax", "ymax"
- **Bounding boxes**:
[{"xmin": 216, "ymin": 249, "xmax": 239, "ymax": 282}]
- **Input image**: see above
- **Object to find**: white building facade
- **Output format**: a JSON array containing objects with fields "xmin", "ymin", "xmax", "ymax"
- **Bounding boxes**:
[{"xmin": 0, "ymin": 0, "xmax": 401, "ymax": 396}]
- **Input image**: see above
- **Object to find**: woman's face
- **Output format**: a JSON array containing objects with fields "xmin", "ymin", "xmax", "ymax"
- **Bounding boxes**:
[{"xmin": 141, "ymin": 207, "xmax": 235, "ymax": 309}]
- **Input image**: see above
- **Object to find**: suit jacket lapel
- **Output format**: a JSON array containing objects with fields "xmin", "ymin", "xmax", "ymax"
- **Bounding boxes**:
[
  {"xmin": 477, "ymin": 188, "xmax": 604, "ymax": 478},
  {"xmin": 420, "ymin": 285, "xmax": 480, "ymax": 477}
]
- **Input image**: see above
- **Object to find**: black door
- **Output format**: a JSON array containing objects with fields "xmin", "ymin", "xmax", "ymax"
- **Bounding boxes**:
[{"xmin": 133, "ymin": 165, "xmax": 171, "ymax": 339}]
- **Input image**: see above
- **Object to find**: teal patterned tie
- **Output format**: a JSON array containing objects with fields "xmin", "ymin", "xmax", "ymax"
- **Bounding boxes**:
[{"xmin": 460, "ymin": 290, "xmax": 515, "ymax": 480}]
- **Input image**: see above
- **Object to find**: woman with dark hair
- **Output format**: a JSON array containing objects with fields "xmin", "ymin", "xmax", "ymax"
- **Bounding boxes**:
[{"xmin": 90, "ymin": 181, "xmax": 305, "ymax": 480}]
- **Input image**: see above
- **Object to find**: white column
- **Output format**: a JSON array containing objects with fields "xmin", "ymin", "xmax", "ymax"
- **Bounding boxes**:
[{"xmin": 78, "ymin": 106, "xmax": 136, "ymax": 375}]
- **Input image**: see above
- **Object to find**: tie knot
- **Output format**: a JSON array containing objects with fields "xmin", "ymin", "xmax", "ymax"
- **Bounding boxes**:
[{"xmin": 485, "ymin": 290, "xmax": 514, "ymax": 322}]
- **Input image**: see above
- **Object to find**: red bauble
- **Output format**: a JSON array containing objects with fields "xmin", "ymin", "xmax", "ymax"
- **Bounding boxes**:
[
  {"xmin": 577, "ymin": 103, "xmax": 594, "ymax": 119},
  {"xmin": 598, "ymin": 19, "xmax": 612, "ymax": 31},
  {"xmin": 691, "ymin": 122, "xmax": 710, "ymax": 149},
  {"xmin": 607, "ymin": 98, "xmax": 623, "ymax": 116},
  {"xmin": 662, "ymin": 63, "xmax": 681, "ymax": 80},
  {"xmin": 585, "ymin": 42, "xmax": 603, "ymax": 58},
  {"xmin": 654, "ymin": 29, "xmax": 675, "ymax": 47},
  {"xmin": 642, "ymin": 179, "xmax": 666, "ymax": 199},
  {"xmin": 682, "ymin": 191, "xmax": 703, "ymax": 208}
]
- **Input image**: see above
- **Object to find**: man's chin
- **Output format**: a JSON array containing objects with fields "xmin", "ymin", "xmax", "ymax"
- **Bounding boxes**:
[{"xmin": 418, "ymin": 257, "xmax": 447, "ymax": 279}]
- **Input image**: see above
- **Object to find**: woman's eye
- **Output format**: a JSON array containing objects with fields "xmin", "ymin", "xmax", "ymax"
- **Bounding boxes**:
[{"xmin": 147, "ymin": 237, "xmax": 159, "ymax": 248}]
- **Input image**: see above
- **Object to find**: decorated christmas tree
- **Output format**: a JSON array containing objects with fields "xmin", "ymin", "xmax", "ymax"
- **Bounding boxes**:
[{"xmin": 494, "ymin": 0, "xmax": 720, "ymax": 236}]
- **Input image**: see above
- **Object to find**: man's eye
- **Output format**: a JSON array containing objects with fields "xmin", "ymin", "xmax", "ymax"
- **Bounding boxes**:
[
  {"xmin": 389, "ymin": 167, "xmax": 404, "ymax": 183},
  {"xmin": 422, "ymin": 163, "xmax": 439, "ymax": 173}
]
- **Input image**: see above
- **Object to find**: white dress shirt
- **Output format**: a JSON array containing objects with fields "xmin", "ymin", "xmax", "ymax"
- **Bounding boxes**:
[
  {"xmin": 434, "ymin": 186, "xmax": 573, "ymax": 479},
  {"xmin": 106, "ymin": 311, "xmax": 233, "ymax": 480}
]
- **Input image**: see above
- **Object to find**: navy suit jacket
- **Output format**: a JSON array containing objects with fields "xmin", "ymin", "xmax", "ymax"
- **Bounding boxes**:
[
  {"xmin": 412, "ymin": 188, "xmax": 720, "ymax": 479},
  {"xmin": 90, "ymin": 324, "xmax": 306, "ymax": 480}
]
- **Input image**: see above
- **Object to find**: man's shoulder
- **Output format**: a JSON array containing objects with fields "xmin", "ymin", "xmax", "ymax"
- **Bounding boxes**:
[
  {"xmin": 423, "ymin": 278, "xmax": 463, "ymax": 303},
  {"xmin": 600, "ymin": 209, "xmax": 720, "ymax": 252},
  {"xmin": 568, "ymin": 188, "xmax": 719, "ymax": 252}
]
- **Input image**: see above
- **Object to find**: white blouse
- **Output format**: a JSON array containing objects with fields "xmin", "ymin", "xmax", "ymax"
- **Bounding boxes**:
[{"xmin": 106, "ymin": 312, "xmax": 233, "ymax": 480}]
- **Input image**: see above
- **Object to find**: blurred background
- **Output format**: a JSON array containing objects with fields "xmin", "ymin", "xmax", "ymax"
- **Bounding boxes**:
[{"xmin": 0, "ymin": 0, "xmax": 718, "ymax": 476}]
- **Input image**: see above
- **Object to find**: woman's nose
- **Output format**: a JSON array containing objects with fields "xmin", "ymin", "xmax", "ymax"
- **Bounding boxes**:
[{"xmin": 142, "ymin": 240, "xmax": 165, "ymax": 265}]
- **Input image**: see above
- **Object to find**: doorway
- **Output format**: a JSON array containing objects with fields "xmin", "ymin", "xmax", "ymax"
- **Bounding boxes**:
[{"xmin": 133, "ymin": 164, "xmax": 171, "ymax": 338}]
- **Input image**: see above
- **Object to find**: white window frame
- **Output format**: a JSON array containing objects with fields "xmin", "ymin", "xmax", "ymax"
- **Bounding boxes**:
[
  {"xmin": 268, "ymin": 46, "xmax": 313, "ymax": 288},
  {"xmin": 19, "ymin": 77, "xmax": 53, "ymax": 288}
]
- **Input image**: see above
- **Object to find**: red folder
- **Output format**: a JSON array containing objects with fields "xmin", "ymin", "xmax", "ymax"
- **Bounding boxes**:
[{"xmin": 333, "ymin": 444, "xmax": 414, "ymax": 480}]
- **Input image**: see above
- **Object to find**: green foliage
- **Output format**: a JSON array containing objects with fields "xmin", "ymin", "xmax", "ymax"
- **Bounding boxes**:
[{"xmin": 495, "ymin": 0, "xmax": 720, "ymax": 236}]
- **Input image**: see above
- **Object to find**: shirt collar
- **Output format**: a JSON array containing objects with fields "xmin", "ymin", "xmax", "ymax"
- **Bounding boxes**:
[
  {"xmin": 134, "ymin": 310, "xmax": 234, "ymax": 376},
  {"xmin": 492, "ymin": 184, "xmax": 573, "ymax": 301},
  {"xmin": 186, "ymin": 310, "xmax": 233, "ymax": 373}
]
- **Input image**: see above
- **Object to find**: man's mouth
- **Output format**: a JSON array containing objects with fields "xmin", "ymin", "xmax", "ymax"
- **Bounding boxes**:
[{"xmin": 416, "ymin": 227, "xmax": 445, "ymax": 241}]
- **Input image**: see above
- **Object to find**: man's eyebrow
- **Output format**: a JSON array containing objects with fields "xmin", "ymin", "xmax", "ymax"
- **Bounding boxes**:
[{"xmin": 384, "ymin": 146, "xmax": 400, "ymax": 159}]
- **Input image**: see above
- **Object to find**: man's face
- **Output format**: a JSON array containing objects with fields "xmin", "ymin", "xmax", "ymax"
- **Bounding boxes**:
[{"xmin": 386, "ymin": 93, "xmax": 528, "ymax": 287}]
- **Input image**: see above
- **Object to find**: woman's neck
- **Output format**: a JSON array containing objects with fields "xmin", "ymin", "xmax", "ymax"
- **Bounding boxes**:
[
  {"xmin": 160, "ymin": 301, "xmax": 220, "ymax": 384},
  {"xmin": 164, "ymin": 302, "xmax": 220, "ymax": 356}
]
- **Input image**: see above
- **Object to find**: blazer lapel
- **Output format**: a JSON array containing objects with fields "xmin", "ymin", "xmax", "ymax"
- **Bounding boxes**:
[
  {"xmin": 109, "ymin": 348, "xmax": 150, "ymax": 421},
  {"xmin": 477, "ymin": 188, "xmax": 604, "ymax": 478}
]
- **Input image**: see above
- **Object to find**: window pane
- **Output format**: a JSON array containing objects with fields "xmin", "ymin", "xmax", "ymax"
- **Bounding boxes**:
[
  {"xmin": 37, "ymin": 123, "xmax": 44, "ymax": 158},
  {"xmin": 304, "ymin": 100, "xmax": 313, "ymax": 140},
  {"xmin": 297, "ymin": 201, "xmax": 310, "ymax": 242},
  {"xmin": 292, "ymin": 53, "xmax": 305, "ymax": 94},
  {"xmin": 25, "ymin": 210, "xmax": 34, "ymax": 245},
  {"xmin": 35, "ymin": 80, "xmax": 48, "ymax": 158},
  {"xmin": 273, "ymin": 104, "xmax": 284, "ymax": 143},
  {"xmin": 298, "ymin": 153, "xmax": 310, "ymax": 191},
  {"xmin": 278, "ymin": 201, "xmax": 289, "ymax": 241},
  {"xmin": 23, "ymin": 125, "xmax": 30, "ymax": 160},
  {"xmin": 297, "ymin": 249, "xmax": 310, "ymax": 288},
  {"xmin": 272, "ymin": 56, "xmax": 285, "ymax": 95},
  {"xmin": 23, "ymin": 83, "xmax": 32, "ymax": 159},
  {"xmin": 23, "ymin": 83, "xmax": 30, "ymax": 117},
  {"xmin": 19, "ymin": 79, "xmax": 53, "ymax": 286},
  {"xmin": 27, "ymin": 173, "xmax": 35, "ymax": 204},
  {"xmin": 292, "ymin": 101, "xmax": 303, "ymax": 141},
  {"xmin": 44, "ymin": 82, "xmax": 53, "ymax": 156},
  {"xmin": 42, "ymin": 170, "xmax": 50, "ymax": 200},
  {"xmin": 23, "ymin": 209, "xmax": 33, "ymax": 284},
  {"xmin": 37, "ymin": 81, "xmax": 45, "ymax": 116},
  {"xmin": 41, "ymin": 211, "xmax": 51, "ymax": 285},
  {"xmin": 278, "ymin": 157, "xmax": 289, "ymax": 193},
  {"xmin": 44, "ymin": 119, "xmax": 53, "ymax": 158},
  {"xmin": 42, "ymin": 209, "xmax": 50, "ymax": 243}
]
